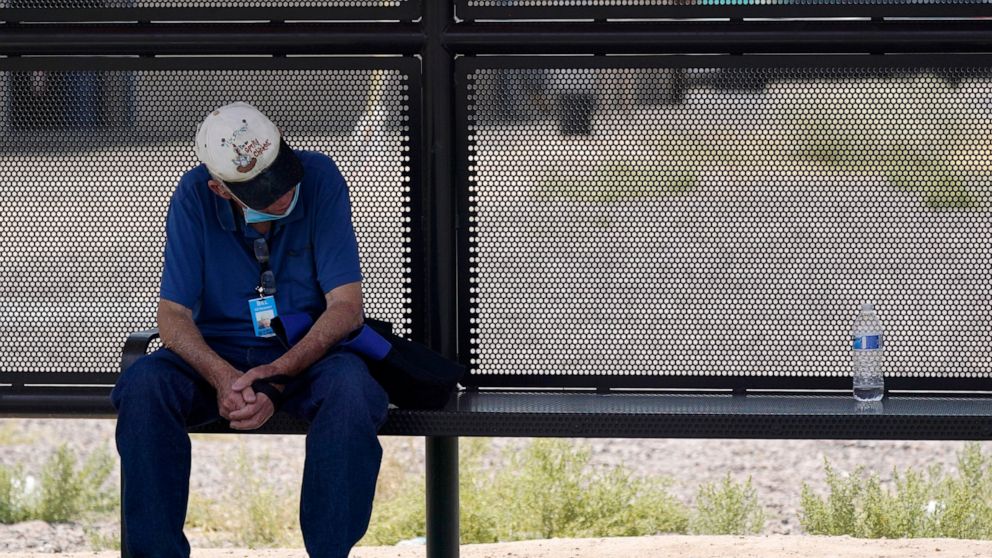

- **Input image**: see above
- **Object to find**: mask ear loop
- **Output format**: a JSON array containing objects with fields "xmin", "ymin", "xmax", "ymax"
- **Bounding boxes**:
[
  {"xmin": 219, "ymin": 182, "xmax": 251, "ymax": 211},
  {"xmin": 213, "ymin": 177, "xmax": 256, "ymax": 212}
]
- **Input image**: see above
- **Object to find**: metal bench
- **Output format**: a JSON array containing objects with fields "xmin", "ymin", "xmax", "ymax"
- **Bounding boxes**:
[{"xmin": 104, "ymin": 326, "xmax": 992, "ymax": 557}]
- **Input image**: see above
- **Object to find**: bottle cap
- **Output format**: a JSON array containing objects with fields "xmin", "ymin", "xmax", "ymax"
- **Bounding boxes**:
[{"xmin": 860, "ymin": 303, "xmax": 876, "ymax": 311}]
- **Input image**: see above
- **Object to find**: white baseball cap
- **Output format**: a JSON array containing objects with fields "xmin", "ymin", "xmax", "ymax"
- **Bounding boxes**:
[{"xmin": 195, "ymin": 102, "xmax": 303, "ymax": 210}]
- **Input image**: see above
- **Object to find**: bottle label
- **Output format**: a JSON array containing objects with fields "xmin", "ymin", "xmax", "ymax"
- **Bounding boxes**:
[{"xmin": 852, "ymin": 335, "xmax": 883, "ymax": 350}]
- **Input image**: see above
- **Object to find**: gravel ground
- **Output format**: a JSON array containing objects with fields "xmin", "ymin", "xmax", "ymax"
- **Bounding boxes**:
[
  {"xmin": 0, "ymin": 418, "xmax": 987, "ymax": 551},
  {"xmin": 5, "ymin": 535, "xmax": 992, "ymax": 558}
]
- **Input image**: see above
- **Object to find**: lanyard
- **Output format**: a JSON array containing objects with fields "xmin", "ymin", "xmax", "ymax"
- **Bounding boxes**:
[
  {"xmin": 252, "ymin": 237, "xmax": 277, "ymax": 299},
  {"xmin": 234, "ymin": 201, "xmax": 280, "ymax": 299}
]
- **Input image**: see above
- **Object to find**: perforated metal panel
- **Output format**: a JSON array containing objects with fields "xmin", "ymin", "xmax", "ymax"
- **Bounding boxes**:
[
  {"xmin": 457, "ymin": 0, "xmax": 992, "ymax": 22},
  {"xmin": 4, "ymin": 0, "xmax": 395, "ymax": 6},
  {"xmin": 459, "ymin": 56, "xmax": 992, "ymax": 389},
  {"xmin": 467, "ymin": 0, "xmax": 989, "ymax": 5},
  {"xmin": 0, "ymin": 57, "xmax": 419, "ymax": 383},
  {"xmin": 0, "ymin": 0, "xmax": 416, "ymax": 22}
]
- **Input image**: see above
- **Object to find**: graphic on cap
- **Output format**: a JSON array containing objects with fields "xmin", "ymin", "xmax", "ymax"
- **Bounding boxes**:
[
  {"xmin": 219, "ymin": 123, "xmax": 273, "ymax": 174},
  {"xmin": 195, "ymin": 102, "xmax": 282, "ymax": 183}
]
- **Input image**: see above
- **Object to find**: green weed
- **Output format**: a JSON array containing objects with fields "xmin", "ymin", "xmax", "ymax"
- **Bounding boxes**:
[
  {"xmin": 690, "ymin": 474, "xmax": 766, "ymax": 535},
  {"xmin": 230, "ymin": 447, "xmax": 301, "ymax": 548},
  {"xmin": 183, "ymin": 445, "xmax": 302, "ymax": 548},
  {"xmin": 362, "ymin": 438, "xmax": 690, "ymax": 545},
  {"xmin": 185, "ymin": 492, "xmax": 231, "ymax": 534},
  {"xmin": 0, "ymin": 445, "xmax": 116, "ymax": 525},
  {"xmin": 0, "ymin": 463, "xmax": 32, "ymax": 524},
  {"xmin": 882, "ymin": 149, "xmax": 976, "ymax": 209},
  {"xmin": 85, "ymin": 526, "xmax": 121, "ymax": 551},
  {"xmin": 800, "ymin": 443, "xmax": 992, "ymax": 539},
  {"xmin": 934, "ymin": 444, "xmax": 992, "ymax": 539},
  {"xmin": 36, "ymin": 445, "xmax": 117, "ymax": 522}
]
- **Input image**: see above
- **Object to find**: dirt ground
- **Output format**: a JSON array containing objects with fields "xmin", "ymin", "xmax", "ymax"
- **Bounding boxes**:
[{"xmin": 3, "ymin": 535, "xmax": 992, "ymax": 558}]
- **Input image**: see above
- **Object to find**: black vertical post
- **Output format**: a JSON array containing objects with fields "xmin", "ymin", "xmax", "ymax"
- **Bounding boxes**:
[
  {"xmin": 423, "ymin": 0, "xmax": 459, "ymax": 554},
  {"xmin": 426, "ymin": 436, "xmax": 460, "ymax": 557},
  {"xmin": 424, "ymin": 0, "xmax": 456, "ymax": 362}
]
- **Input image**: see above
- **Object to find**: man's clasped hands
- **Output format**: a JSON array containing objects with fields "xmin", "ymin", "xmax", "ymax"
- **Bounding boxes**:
[{"xmin": 212, "ymin": 363, "xmax": 287, "ymax": 430}]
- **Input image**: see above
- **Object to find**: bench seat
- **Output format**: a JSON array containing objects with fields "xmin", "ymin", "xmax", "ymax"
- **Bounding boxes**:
[{"xmin": 3, "ymin": 385, "xmax": 991, "ymax": 441}]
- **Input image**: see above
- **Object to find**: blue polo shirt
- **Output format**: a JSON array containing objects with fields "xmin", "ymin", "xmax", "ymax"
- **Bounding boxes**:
[{"xmin": 159, "ymin": 150, "xmax": 363, "ymax": 347}]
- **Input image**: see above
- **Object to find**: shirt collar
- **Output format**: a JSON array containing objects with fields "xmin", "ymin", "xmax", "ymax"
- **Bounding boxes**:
[{"xmin": 214, "ymin": 192, "xmax": 237, "ymax": 232}]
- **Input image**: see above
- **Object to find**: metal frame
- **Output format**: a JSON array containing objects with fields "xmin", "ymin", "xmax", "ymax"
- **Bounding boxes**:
[
  {"xmin": 7, "ymin": 20, "xmax": 992, "ymax": 56},
  {"xmin": 458, "ymin": 2, "xmax": 992, "ymax": 21},
  {"xmin": 4, "ymin": 0, "xmax": 992, "ymax": 24},
  {"xmin": 456, "ymin": 52, "xmax": 992, "ymax": 392},
  {"xmin": 0, "ymin": 54, "xmax": 419, "ymax": 72},
  {"xmin": 5, "ymin": 384, "xmax": 992, "ymax": 440},
  {"xmin": 1, "ymin": 4, "xmax": 421, "ymax": 23},
  {"xmin": 443, "ymin": 19, "xmax": 992, "ymax": 54},
  {"xmin": 0, "ymin": 23, "xmax": 423, "ymax": 55},
  {"xmin": 385, "ymin": 391, "xmax": 992, "ymax": 440}
]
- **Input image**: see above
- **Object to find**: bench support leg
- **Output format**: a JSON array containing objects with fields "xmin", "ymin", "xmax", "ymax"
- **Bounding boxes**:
[{"xmin": 426, "ymin": 436, "xmax": 459, "ymax": 558}]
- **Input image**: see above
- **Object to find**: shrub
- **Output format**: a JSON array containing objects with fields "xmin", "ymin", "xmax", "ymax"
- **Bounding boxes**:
[
  {"xmin": 361, "ymin": 480, "xmax": 425, "ymax": 546},
  {"xmin": 0, "ymin": 464, "xmax": 31, "ymax": 524},
  {"xmin": 800, "ymin": 443, "xmax": 992, "ymax": 539},
  {"xmin": 230, "ymin": 447, "xmax": 301, "ymax": 548},
  {"xmin": 882, "ymin": 149, "xmax": 975, "ymax": 210},
  {"xmin": 934, "ymin": 444, "xmax": 992, "ymax": 539},
  {"xmin": 362, "ymin": 438, "xmax": 689, "ymax": 545},
  {"xmin": 0, "ymin": 423, "xmax": 34, "ymax": 446},
  {"xmin": 500, "ymin": 439, "xmax": 688, "ymax": 540},
  {"xmin": 184, "ymin": 492, "xmax": 228, "ymax": 533},
  {"xmin": 85, "ymin": 526, "xmax": 121, "ymax": 551},
  {"xmin": 800, "ymin": 459, "xmax": 863, "ymax": 536},
  {"xmin": 36, "ymin": 445, "xmax": 116, "ymax": 523},
  {"xmin": 0, "ymin": 445, "xmax": 116, "ymax": 526},
  {"xmin": 690, "ymin": 474, "xmax": 766, "ymax": 535}
]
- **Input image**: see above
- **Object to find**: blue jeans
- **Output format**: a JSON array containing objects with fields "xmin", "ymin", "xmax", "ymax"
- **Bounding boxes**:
[{"xmin": 111, "ymin": 340, "xmax": 390, "ymax": 558}]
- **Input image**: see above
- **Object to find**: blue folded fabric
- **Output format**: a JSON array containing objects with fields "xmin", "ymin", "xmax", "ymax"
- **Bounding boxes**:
[
  {"xmin": 270, "ymin": 314, "xmax": 465, "ymax": 410},
  {"xmin": 337, "ymin": 324, "xmax": 392, "ymax": 361}
]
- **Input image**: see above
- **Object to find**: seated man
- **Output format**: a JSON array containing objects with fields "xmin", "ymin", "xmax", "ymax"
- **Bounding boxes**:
[{"xmin": 112, "ymin": 101, "xmax": 389, "ymax": 558}]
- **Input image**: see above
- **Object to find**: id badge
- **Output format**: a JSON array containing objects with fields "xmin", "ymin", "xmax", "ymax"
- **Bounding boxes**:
[{"xmin": 249, "ymin": 296, "xmax": 279, "ymax": 338}]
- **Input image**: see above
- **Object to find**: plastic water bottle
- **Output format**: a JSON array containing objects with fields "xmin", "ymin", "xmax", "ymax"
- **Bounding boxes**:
[{"xmin": 851, "ymin": 303, "xmax": 885, "ymax": 401}]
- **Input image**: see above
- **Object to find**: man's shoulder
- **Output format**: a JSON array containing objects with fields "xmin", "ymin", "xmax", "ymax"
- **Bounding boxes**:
[
  {"xmin": 296, "ymin": 150, "xmax": 344, "ymax": 181},
  {"xmin": 295, "ymin": 151, "xmax": 348, "ymax": 207},
  {"xmin": 171, "ymin": 164, "xmax": 211, "ymax": 205}
]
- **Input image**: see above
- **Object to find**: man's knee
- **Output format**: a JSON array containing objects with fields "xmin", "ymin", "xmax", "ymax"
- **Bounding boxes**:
[
  {"xmin": 308, "ymin": 351, "xmax": 388, "ymax": 425},
  {"xmin": 112, "ymin": 349, "xmax": 195, "ymax": 413}
]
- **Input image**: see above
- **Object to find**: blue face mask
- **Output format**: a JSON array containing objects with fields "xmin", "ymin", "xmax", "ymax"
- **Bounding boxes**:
[{"xmin": 243, "ymin": 184, "xmax": 301, "ymax": 224}]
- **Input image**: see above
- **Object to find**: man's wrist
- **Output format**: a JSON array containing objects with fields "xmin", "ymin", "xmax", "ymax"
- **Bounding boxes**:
[
  {"xmin": 209, "ymin": 367, "xmax": 240, "ymax": 391},
  {"xmin": 265, "ymin": 358, "xmax": 298, "ymax": 384},
  {"xmin": 251, "ymin": 380, "xmax": 285, "ymax": 410}
]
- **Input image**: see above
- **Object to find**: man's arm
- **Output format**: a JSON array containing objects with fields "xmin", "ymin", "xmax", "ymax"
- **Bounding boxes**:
[
  {"xmin": 157, "ymin": 298, "xmax": 247, "ymax": 417},
  {"xmin": 231, "ymin": 281, "xmax": 364, "ymax": 398},
  {"xmin": 274, "ymin": 281, "xmax": 364, "ymax": 376},
  {"xmin": 227, "ymin": 281, "xmax": 362, "ymax": 429}
]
